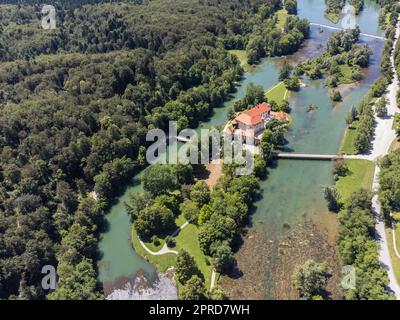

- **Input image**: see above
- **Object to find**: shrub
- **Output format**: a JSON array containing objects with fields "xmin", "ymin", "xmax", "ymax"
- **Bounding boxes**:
[
  {"xmin": 330, "ymin": 90, "xmax": 342, "ymax": 102},
  {"xmin": 165, "ymin": 236, "xmax": 176, "ymax": 248},
  {"xmin": 151, "ymin": 235, "xmax": 160, "ymax": 247}
]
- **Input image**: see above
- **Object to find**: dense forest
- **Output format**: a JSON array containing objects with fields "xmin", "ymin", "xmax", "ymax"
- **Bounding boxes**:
[{"xmin": 0, "ymin": 0, "xmax": 310, "ymax": 300}]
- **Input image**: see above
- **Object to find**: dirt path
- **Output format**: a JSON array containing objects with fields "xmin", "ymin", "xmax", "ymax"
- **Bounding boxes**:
[{"xmin": 205, "ymin": 159, "xmax": 223, "ymax": 189}]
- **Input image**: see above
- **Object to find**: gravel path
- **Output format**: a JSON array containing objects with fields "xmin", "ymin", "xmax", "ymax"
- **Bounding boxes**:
[
  {"xmin": 139, "ymin": 241, "xmax": 178, "ymax": 256},
  {"xmin": 138, "ymin": 221, "xmax": 191, "ymax": 256}
]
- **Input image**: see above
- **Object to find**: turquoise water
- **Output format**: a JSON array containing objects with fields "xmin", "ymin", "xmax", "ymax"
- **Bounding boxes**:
[
  {"xmin": 298, "ymin": 0, "xmax": 384, "ymax": 37},
  {"xmin": 98, "ymin": 0, "xmax": 384, "ymax": 297}
]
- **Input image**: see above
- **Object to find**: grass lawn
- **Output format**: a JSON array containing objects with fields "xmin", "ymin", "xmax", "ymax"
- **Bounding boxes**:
[
  {"xmin": 131, "ymin": 227, "xmax": 177, "ymax": 272},
  {"xmin": 136, "ymin": 214, "xmax": 188, "ymax": 253},
  {"xmin": 175, "ymin": 223, "xmax": 213, "ymax": 288},
  {"xmin": 145, "ymin": 237, "xmax": 165, "ymax": 252},
  {"xmin": 265, "ymin": 81, "xmax": 289, "ymax": 104},
  {"xmin": 340, "ymin": 121, "xmax": 359, "ymax": 155},
  {"xmin": 336, "ymin": 159, "xmax": 375, "ymax": 204},
  {"xmin": 324, "ymin": 12, "xmax": 341, "ymax": 24},
  {"xmin": 276, "ymin": 8, "xmax": 288, "ymax": 30},
  {"xmin": 228, "ymin": 50, "xmax": 250, "ymax": 72},
  {"xmin": 387, "ymin": 211, "xmax": 400, "ymax": 286},
  {"xmin": 131, "ymin": 213, "xmax": 214, "ymax": 288}
]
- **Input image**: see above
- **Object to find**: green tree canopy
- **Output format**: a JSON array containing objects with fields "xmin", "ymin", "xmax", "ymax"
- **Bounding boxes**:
[{"xmin": 292, "ymin": 260, "xmax": 328, "ymax": 300}]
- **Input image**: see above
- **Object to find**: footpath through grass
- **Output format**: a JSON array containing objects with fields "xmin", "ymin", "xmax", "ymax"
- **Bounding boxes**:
[
  {"xmin": 131, "ymin": 227, "xmax": 177, "ymax": 272},
  {"xmin": 265, "ymin": 81, "xmax": 289, "ymax": 104},
  {"xmin": 336, "ymin": 159, "xmax": 375, "ymax": 204},
  {"xmin": 131, "ymin": 213, "xmax": 214, "ymax": 287}
]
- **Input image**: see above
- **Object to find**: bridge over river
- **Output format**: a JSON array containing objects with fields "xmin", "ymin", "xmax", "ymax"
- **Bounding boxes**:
[
  {"xmin": 275, "ymin": 152, "xmax": 343, "ymax": 160},
  {"xmin": 310, "ymin": 23, "xmax": 387, "ymax": 41},
  {"xmin": 274, "ymin": 153, "xmax": 373, "ymax": 161}
]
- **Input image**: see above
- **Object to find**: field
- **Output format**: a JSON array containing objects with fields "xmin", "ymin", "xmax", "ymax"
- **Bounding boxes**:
[
  {"xmin": 340, "ymin": 121, "xmax": 359, "ymax": 155},
  {"xmin": 336, "ymin": 159, "xmax": 375, "ymax": 204},
  {"xmin": 265, "ymin": 81, "xmax": 289, "ymax": 103}
]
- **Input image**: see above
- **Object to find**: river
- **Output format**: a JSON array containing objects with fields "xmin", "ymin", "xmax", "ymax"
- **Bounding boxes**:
[{"xmin": 97, "ymin": 0, "xmax": 385, "ymax": 299}]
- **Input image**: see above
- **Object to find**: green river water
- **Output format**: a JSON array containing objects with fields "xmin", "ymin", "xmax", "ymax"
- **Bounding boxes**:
[{"xmin": 98, "ymin": 0, "xmax": 385, "ymax": 299}]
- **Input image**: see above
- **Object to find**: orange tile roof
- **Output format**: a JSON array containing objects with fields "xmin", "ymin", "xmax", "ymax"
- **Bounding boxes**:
[
  {"xmin": 235, "ymin": 102, "xmax": 271, "ymax": 126},
  {"xmin": 271, "ymin": 111, "xmax": 288, "ymax": 122}
]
